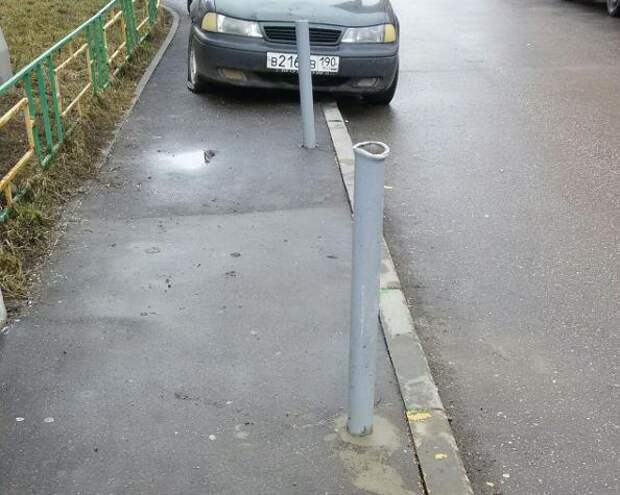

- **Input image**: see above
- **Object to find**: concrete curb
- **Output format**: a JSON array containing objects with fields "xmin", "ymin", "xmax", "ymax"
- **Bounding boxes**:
[
  {"xmin": 97, "ymin": 4, "xmax": 180, "ymax": 170},
  {"xmin": 322, "ymin": 101, "xmax": 474, "ymax": 495}
]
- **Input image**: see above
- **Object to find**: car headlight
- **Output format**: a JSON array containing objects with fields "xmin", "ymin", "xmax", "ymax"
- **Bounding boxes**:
[
  {"xmin": 201, "ymin": 13, "xmax": 263, "ymax": 38},
  {"xmin": 341, "ymin": 24, "xmax": 397, "ymax": 43}
]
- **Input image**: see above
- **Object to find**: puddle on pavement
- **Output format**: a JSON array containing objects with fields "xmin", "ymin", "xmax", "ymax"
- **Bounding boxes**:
[
  {"xmin": 324, "ymin": 414, "xmax": 420, "ymax": 495},
  {"xmin": 152, "ymin": 150, "xmax": 217, "ymax": 173}
]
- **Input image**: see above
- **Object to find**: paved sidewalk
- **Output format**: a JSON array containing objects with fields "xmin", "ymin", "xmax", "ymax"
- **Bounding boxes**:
[{"xmin": 0, "ymin": 4, "xmax": 422, "ymax": 494}]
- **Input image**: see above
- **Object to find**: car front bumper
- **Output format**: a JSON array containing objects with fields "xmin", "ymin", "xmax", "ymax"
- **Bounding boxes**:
[{"xmin": 191, "ymin": 26, "xmax": 399, "ymax": 95}]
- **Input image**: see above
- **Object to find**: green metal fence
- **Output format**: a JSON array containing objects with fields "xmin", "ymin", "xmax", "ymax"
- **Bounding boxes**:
[{"xmin": 0, "ymin": 0, "xmax": 161, "ymax": 221}]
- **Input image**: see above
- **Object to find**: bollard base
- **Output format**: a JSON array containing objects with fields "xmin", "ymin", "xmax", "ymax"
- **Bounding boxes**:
[{"xmin": 347, "ymin": 421, "xmax": 374, "ymax": 437}]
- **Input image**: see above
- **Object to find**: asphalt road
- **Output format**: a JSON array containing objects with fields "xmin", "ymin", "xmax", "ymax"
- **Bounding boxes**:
[{"xmin": 340, "ymin": 0, "xmax": 619, "ymax": 494}]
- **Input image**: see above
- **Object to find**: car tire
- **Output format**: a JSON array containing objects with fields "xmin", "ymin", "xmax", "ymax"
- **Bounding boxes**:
[
  {"xmin": 608, "ymin": 0, "xmax": 620, "ymax": 16},
  {"xmin": 187, "ymin": 35, "xmax": 214, "ymax": 94},
  {"xmin": 363, "ymin": 69, "xmax": 399, "ymax": 105}
]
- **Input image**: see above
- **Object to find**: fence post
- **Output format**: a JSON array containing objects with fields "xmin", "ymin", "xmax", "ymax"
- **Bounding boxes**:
[
  {"xmin": 46, "ymin": 55, "xmax": 64, "ymax": 143},
  {"xmin": 86, "ymin": 23, "xmax": 101, "ymax": 92},
  {"xmin": 95, "ymin": 16, "xmax": 110, "ymax": 89},
  {"xmin": 22, "ymin": 75, "xmax": 44, "ymax": 163},
  {"xmin": 35, "ymin": 64, "xmax": 55, "ymax": 158},
  {"xmin": 295, "ymin": 20, "xmax": 316, "ymax": 149},
  {"xmin": 347, "ymin": 141, "xmax": 390, "ymax": 436},
  {"xmin": 121, "ymin": 0, "xmax": 139, "ymax": 56},
  {"xmin": 148, "ymin": 0, "xmax": 158, "ymax": 25}
]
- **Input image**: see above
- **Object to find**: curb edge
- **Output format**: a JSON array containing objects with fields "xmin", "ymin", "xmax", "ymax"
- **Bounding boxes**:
[
  {"xmin": 322, "ymin": 101, "xmax": 474, "ymax": 495},
  {"xmin": 97, "ymin": 3, "xmax": 180, "ymax": 169}
]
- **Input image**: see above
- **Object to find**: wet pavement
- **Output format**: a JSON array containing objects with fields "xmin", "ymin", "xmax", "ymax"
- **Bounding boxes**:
[
  {"xmin": 0, "ymin": 2, "xmax": 423, "ymax": 494},
  {"xmin": 340, "ymin": 0, "xmax": 619, "ymax": 494}
]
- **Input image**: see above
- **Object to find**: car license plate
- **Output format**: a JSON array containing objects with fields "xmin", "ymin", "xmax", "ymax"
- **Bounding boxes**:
[{"xmin": 266, "ymin": 52, "xmax": 340, "ymax": 74}]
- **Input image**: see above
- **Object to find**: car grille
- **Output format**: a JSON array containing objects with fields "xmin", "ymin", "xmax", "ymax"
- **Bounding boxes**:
[{"xmin": 263, "ymin": 25, "xmax": 342, "ymax": 45}]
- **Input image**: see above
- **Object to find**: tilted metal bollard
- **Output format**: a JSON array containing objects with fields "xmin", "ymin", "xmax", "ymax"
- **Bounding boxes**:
[
  {"xmin": 295, "ymin": 20, "xmax": 316, "ymax": 149},
  {"xmin": 348, "ymin": 141, "xmax": 390, "ymax": 436},
  {"xmin": 0, "ymin": 27, "xmax": 13, "ymax": 84}
]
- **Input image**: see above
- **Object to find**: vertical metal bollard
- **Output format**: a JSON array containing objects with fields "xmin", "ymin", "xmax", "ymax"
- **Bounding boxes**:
[
  {"xmin": 295, "ymin": 20, "xmax": 316, "ymax": 149},
  {"xmin": 348, "ymin": 141, "xmax": 390, "ymax": 436},
  {"xmin": 0, "ymin": 287, "xmax": 7, "ymax": 327}
]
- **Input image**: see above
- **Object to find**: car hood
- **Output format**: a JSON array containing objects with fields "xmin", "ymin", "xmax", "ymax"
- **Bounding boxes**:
[{"xmin": 214, "ymin": 0, "xmax": 392, "ymax": 27}]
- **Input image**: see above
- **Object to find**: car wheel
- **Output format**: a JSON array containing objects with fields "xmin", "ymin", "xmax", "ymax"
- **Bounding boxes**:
[
  {"xmin": 608, "ymin": 0, "xmax": 620, "ymax": 16},
  {"xmin": 187, "ymin": 35, "xmax": 213, "ymax": 94},
  {"xmin": 363, "ymin": 69, "xmax": 399, "ymax": 106}
]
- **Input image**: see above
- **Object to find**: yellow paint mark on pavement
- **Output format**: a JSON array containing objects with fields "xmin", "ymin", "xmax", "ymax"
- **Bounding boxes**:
[{"xmin": 406, "ymin": 411, "xmax": 432, "ymax": 422}]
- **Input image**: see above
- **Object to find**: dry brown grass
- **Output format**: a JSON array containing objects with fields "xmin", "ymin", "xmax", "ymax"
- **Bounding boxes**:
[
  {"xmin": 0, "ymin": 0, "xmax": 111, "ymax": 70},
  {"xmin": 0, "ymin": 5, "xmax": 171, "ymax": 311}
]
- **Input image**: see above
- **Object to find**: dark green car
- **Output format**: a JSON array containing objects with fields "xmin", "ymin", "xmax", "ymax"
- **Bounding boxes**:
[{"xmin": 187, "ymin": 0, "xmax": 400, "ymax": 104}]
